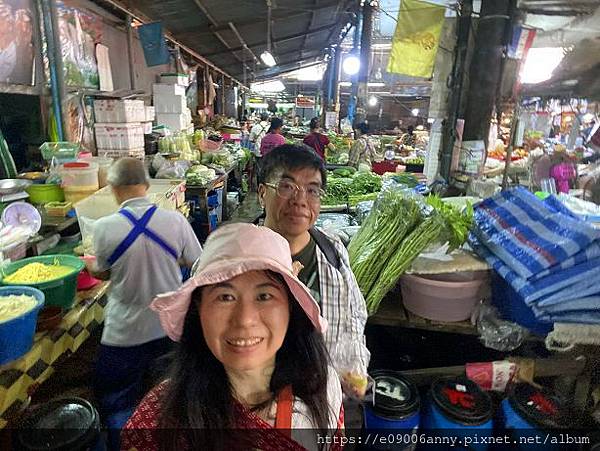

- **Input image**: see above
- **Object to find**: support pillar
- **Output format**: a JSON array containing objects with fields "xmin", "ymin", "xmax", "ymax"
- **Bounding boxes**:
[{"xmin": 462, "ymin": 0, "xmax": 512, "ymax": 145}]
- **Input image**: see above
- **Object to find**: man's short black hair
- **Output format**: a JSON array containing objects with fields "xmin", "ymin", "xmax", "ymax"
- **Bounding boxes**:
[{"xmin": 258, "ymin": 144, "xmax": 327, "ymax": 188}]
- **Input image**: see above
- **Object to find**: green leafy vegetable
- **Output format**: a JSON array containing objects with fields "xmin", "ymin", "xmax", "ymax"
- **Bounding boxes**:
[
  {"xmin": 365, "ymin": 215, "xmax": 443, "ymax": 313},
  {"xmin": 425, "ymin": 195, "xmax": 474, "ymax": 251},
  {"xmin": 348, "ymin": 189, "xmax": 422, "ymax": 302}
]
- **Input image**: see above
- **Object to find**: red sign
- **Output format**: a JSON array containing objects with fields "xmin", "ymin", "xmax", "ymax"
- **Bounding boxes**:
[{"xmin": 295, "ymin": 96, "xmax": 316, "ymax": 108}]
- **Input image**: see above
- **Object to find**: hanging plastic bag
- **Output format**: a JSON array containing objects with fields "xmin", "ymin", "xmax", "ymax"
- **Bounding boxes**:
[
  {"xmin": 79, "ymin": 216, "xmax": 98, "ymax": 256},
  {"xmin": 330, "ymin": 332, "xmax": 370, "ymax": 400}
]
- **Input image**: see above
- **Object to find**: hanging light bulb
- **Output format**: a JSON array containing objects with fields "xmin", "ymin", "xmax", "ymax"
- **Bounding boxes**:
[
  {"xmin": 369, "ymin": 96, "xmax": 378, "ymax": 107},
  {"xmin": 343, "ymin": 56, "xmax": 361, "ymax": 75}
]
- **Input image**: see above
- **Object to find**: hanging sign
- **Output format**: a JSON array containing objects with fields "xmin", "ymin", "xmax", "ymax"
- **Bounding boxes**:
[{"xmin": 295, "ymin": 96, "xmax": 316, "ymax": 108}]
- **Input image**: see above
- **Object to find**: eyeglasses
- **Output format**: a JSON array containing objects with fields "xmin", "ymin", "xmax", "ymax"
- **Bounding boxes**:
[{"xmin": 265, "ymin": 180, "xmax": 325, "ymax": 203}]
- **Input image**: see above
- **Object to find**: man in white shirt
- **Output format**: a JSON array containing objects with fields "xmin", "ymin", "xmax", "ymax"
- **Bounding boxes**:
[
  {"xmin": 249, "ymin": 112, "xmax": 270, "ymax": 155},
  {"xmin": 87, "ymin": 158, "xmax": 202, "ymax": 435}
]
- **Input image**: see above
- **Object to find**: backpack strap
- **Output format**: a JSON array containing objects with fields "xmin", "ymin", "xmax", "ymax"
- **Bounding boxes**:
[{"xmin": 309, "ymin": 227, "xmax": 341, "ymax": 270}]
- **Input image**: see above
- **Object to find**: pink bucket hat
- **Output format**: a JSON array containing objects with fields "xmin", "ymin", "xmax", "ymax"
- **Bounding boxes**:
[{"xmin": 151, "ymin": 223, "xmax": 328, "ymax": 341}]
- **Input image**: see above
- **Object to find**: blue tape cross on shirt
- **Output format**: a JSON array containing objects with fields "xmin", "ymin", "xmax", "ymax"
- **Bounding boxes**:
[{"xmin": 107, "ymin": 205, "xmax": 178, "ymax": 265}]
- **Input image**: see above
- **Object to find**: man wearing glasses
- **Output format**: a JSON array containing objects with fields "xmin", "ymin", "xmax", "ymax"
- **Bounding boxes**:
[{"xmin": 258, "ymin": 145, "xmax": 370, "ymax": 398}]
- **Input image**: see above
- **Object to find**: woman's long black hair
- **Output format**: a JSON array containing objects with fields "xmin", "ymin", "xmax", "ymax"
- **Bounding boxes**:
[{"xmin": 158, "ymin": 272, "xmax": 332, "ymax": 450}]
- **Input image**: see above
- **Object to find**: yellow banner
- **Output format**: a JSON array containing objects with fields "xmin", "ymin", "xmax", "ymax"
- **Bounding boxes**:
[{"xmin": 387, "ymin": 0, "xmax": 446, "ymax": 78}]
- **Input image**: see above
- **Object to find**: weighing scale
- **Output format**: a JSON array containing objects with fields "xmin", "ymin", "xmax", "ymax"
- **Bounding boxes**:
[{"xmin": 1, "ymin": 201, "xmax": 42, "ymax": 234}]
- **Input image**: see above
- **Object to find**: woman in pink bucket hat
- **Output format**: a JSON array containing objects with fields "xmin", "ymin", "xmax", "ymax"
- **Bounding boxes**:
[{"xmin": 122, "ymin": 224, "xmax": 345, "ymax": 450}]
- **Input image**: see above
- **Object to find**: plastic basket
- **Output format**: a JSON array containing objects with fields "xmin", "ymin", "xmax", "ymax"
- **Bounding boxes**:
[
  {"xmin": 25, "ymin": 184, "xmax": 65, "ymax": 204},
  {"xmin": 0, "ymin": 255, "xmax": 84, "ymax": 308},
  {"xmin": 45, "ymin": 201, "xmax": 73, "ymax": 217},
  {"xmin": 39, "ymin": 142, "xmax": 79, "ymax": 162},
  {"xmin": 0, "ymin": 286, "xmax": 45, "ymax": 365}
]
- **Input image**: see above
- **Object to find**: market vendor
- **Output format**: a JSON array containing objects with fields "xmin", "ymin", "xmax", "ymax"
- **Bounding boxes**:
[
  {"xmin": 258, "ymin": 145, "xmax": 370, "ymax": 398},
  {"xmin": 349, "ymin": 122, "xmax": 376, "ymax": 170},
  {"xmin": 260, "ymin": 117, "xmax": 286, "ymax": 156},
  {"xmin": 249, "ymin": 113, "xmax": 270, "ymax": 155},
  {"xmin": 303, "ymin": 117, "xmax": 334, "ymax": 160},
  {"xmin": 85, "ymin": 158, "xmax": 202, "ymax": 437},
  {"xmin": 122, "ymin": 224, "xmax": 344, "ymax": 450}
]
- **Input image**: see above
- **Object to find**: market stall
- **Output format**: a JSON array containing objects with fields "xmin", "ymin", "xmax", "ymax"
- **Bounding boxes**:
[{"xmin": 0, "ymin": 282, "xmax": 109, "ymax": 428}]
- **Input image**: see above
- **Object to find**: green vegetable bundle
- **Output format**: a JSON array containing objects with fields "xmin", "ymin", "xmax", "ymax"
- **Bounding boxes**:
[
  {"xmin": 365, "ymin": 215, "xmax": 443, "ymax": 313},
  {"xmin": 348, "ymin": 188, "xmax": 422, "ymax": 300},
  {"xmin": 425, "ymin": 195, "xmax": 474, "ymax": 251}
]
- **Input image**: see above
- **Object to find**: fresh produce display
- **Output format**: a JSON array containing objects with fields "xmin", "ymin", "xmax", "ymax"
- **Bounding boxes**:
[
  {"xmin": 322, "ymin": 177, "xmax": 353, "ymax": 206},
  {"xmin": 386, "ymin": 173, "xmax": 419, "ymax": 188},
  {"xmin": 349, "ymin": 187, "xmax": 443, "ymax": 314},
  {"xmin": 3, "ymin": 262, "xmax": 73, "ymax": 284},
  {"xmin": 332, "ymin": 167, "xmax": 356, "ymax": 178},
  {"xmin": 365, "ymin": 214, "xmax": 443, "ymax": 312},
  {"xmin": 159, "ymin": 133, "xmax": 200, "ymax": 161},
  {"xmin": 0, "ymin": 294, "xmax": 37, "ymax": 322},
  {"xmin": 426, "ymin": 195, "xmax": 474, "ymax": 251},
  {"xmin": 326, "ymin": 133, "xmax": 352, "ymax": 164},
  {"xmin": 348, "ymin": 172, "xmax": 382, "ymax": 195},
  {"xmin": 185, "ymin": 165, "xmax": 216, "ymax": 187},
  {"xmin": 349, "ymin": 189, "xmax": 421, "ymax": 298},
  {"xmin": 322, "ymin": 171, "xmax": 382, "ymax": 205},
  {"xmin": 201, "ymin": 151, "xmax": 234, "ymax": 169},
  {"xmin": 405, "ymin": 157, "xmax": 425, "ymax": 165}
]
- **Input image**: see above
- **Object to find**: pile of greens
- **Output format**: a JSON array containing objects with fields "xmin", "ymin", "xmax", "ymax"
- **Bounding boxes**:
[
  {"xmin": 425, "ymin": 195, "xmax": 474, "ymax": 251},
  {"xmin": 349, "ymin": 188, "xmax": 443, "ymax": 315},
  {"xmin": 322, "ymin": 170, "xmax": 382, "ymax": 206}
]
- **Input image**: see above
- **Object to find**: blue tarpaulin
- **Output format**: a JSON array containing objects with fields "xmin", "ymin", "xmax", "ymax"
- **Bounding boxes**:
[{"xmin": 470, "ymin": 187, "xmax": 600, "ymax": 325}]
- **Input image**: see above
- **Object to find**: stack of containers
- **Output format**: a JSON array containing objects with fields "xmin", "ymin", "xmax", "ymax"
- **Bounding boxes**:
[
  {"xmin": 93, "ymin": 99, "xmax": 146, "ymax": 159},
  {"xmin": 153, "ymin": 73, "xmax": 192, "ymax": 133}
]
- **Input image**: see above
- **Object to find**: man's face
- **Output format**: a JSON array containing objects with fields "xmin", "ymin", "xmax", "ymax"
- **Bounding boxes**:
[{"xmin": 259, "ymin": 166, "xmax": 323, "ymax": 239}]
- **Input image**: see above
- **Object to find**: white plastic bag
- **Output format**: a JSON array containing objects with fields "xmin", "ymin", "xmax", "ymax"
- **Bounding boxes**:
[{"xmin": 330, "ymin": 333, "xmax": 370, "ymax": 399}]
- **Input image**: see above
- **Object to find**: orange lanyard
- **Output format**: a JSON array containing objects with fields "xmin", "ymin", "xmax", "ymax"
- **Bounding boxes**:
[{"xmin": 274, "ymin": 385, "xmax": 293, "ymax": 437}]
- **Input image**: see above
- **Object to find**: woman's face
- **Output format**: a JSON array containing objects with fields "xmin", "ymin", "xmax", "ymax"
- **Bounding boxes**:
[{"xmin": 199, "ymin": 271, "xmax": 290, "ymax": 373}]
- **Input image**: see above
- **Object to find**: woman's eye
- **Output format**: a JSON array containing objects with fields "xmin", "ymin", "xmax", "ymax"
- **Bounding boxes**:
[
  {"xmin": 257, "ymin": 293, "xmax": 274, "ymax": 302},
  {"xmin": 217, "ymin": 294, "xmax": 235, "ymax": 302}
]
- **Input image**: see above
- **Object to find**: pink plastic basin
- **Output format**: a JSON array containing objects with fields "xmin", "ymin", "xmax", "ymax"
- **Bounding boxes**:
[{"xmin": 400, "ymin": 271, "xmax": 489, "ymax": 322}]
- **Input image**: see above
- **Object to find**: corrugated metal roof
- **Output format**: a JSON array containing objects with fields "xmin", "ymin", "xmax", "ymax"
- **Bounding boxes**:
[{"xmin": 122, "ymin": 0, "xmax": 356, "ymax": 80}]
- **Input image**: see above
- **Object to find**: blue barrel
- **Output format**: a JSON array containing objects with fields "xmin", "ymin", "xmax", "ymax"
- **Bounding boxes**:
[
  {"xmin": 364, "ymin": 371, "xmax": 420, "ymax": 450},
  {"xmin": 0, "ymin": 286, "xmax": 45, "ymax": 365},
  {"xmin": 500, "ymin": 384, "xmax": 574, "ymax": 450},
  {"xmin": 422, "ymin": 378, "xmax": 493, "ymax": 451}
]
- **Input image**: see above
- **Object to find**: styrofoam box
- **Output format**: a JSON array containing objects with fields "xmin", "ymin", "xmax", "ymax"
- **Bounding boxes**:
[
  {"xmin": 145, "ymin": 106, "xmax": 155, "ymax": 122},
  {"xmin": 142, "ymin": 122, "xmax": 153, "ymax": 134},
  {"xmin": 153, "ymin": 83, "xmax": 185, "ymax": 96},
  {"xmin": 160, "ymin": 74, "xmax": 189, "ymax": 86},
  {"xmin": 76, "ymin": 180, "xmax": 186, "ymax": 242},
  {"xmin": 97, "ymin": 148, "xmax": 145, "ymax": 160},
  {"xmin": 94, "ymin": 99, "xmax": 145, "ymax": 123},
  {"xmin": 156, "ymin": 113, "xmax": 191, "ymax": 132},
  {"xmin": 154, "ymin": 93, "xmax": 187, "ymax": 114},
  {"xmin": 94, "ymin": 122, "xmax": 144, "ymax": 150}
]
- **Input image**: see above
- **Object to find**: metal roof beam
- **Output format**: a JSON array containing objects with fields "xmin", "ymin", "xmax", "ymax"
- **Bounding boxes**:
[
  {"xmin": 94, "ymin": 0, "xmax": 246, "ymax": 87},
  {"xmin": 203, "ymin": 22, "xmax": 340, "ymax": 58},
  {"xmin": 191, "ymin": 0, "xmax": 253, "ymax": 74}
]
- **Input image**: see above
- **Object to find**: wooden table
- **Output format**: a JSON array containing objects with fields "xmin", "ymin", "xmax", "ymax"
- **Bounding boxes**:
[{"xmin": 0, "ymin": 282, "xmax": 109, "ymax": 428}]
